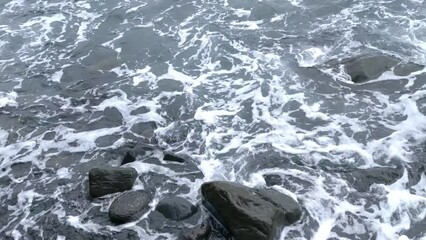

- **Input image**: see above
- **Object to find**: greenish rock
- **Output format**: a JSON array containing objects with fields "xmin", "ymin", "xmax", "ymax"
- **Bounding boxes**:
[{"xmin": 201, "ymin": 181, "xmax": 301, "ymax": 240}]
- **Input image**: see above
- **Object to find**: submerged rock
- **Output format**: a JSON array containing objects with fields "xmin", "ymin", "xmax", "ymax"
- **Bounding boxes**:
[
  {"xmin": 342, "ymin": 55, "xmax": 423, "ymax": 83},
  {"xmin": 345, "ymin": 167, "xmax": 403, "ymax": 192},
  {"xmin": 89, "ymin": 166, "xmax": 137, "ymax": 198},
  {"xmin": 201, "ymin": 181, "xmax": 302, "ymax": 240},
  {"xmin": 163, "ymin": 153, "xmax": 186, "ymax": 163},
  {"xmin": 130, "ymin": 121, "xmax": 157, "ymax": 138},
  {"xmin": 156, "ymin": 197, "xmax": 197, "ymax": 221},
  {"xmin": 179, "ymin": 220, "xmax": 212, "ymax": 240},
  {"xmin": 109, "ymin": 190, "xmax": 152, "ymax": 223},
  {"xmin": 263, "ymin": 174, "xmax": 283, "ymax": 187},
  {"xmin": 10, "ymin": 161, "xmax": 32, "ymax": 179},
  {"xmin": 121, "ymin": 145, "xmax": 156, "ymax": 165}
]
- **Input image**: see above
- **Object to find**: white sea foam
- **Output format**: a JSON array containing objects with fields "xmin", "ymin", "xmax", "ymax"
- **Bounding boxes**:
[{"xmin": 0, "ymin": 91, "xmax": 18, "ymax": 108}]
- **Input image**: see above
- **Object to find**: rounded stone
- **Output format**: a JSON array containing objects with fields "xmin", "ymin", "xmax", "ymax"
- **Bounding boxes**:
[
  {"xmin": 109, "ymin": 190, "xmax": 152, "ymax": 223},
  {"xmin": 156, "ymin": 197, "xmax": 197, "ymax": 221}
]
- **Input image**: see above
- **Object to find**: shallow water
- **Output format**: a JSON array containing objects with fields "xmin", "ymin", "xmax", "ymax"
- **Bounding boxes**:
[{"xmin": 0, "ymin": 0, "xmax": 425, "ymax": 239}]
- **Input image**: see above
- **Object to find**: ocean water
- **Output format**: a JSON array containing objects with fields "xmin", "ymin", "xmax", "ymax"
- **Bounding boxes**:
[{"xmin": 0, "ymin": 0, "xmax": 425, "ymax": 239}]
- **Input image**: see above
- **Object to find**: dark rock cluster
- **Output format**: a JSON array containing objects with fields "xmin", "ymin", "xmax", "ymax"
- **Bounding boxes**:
[{"xmin": 87, "ymin": 147, "xmax": 303, "ymax": 240}]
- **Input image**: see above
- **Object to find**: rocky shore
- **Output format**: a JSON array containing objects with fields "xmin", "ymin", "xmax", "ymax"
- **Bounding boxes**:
[
  {"xmin": 83, "ymin": 53, "xmax": 425, "ymax": 240},
  {"xmin": 88, "ymin": 146, "xmax": 303, "ymax": 240}
]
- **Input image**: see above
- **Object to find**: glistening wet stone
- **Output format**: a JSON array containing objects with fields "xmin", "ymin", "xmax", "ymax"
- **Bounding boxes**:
[
  {"xmin": 89, "ymin": 166, "xmax": 137, "ymax": 198},
  {"xmin": 201, "ymin": 181, "xmax": 302, "ymax": 240},
  {"xmin": 156, "ymin": 197, "xmax": 197, "ymax": 221},
  {"xmin": 109, "ymin": 190, "xmax": 152, "ymax": 223}
]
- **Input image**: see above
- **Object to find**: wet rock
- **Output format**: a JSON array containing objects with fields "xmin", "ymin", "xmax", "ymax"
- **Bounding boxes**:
[
  {"xmin": 122, "ymin": 150, "xmax": 137, "ymax": 165},
  {"xmin": 163, "ymin": 153, "xmax": 186, "ymax": 163},
  {"xmin": 121, "ymin": 145, "xmax": 155, "ymax": 165},
  {"xmin": 0, "ymin": 176, "xmax": 11, "ymax": 187},
  {"xmin": 130, "ymin": 106, "xmax": 150, "ymax": 115},
  {"xmin": 81, "ymin": 45, "xmax": 121, "ymax": 71},
  {"xmin": 394, "ymin": 62, "xmax": 424, "ymax": 76},
  {"xmin": 42, "ymin": 131, "xmax": 56, "ymax": 140},
  {"xmin": 6, "ymin": 132, "xmax": 19, "ymax": 146},
  {"xmin": 263, "ymin": 174, "xmax": 283, "ymax": 187},
  {"xmin": 156, "ymin": 197, "xmax": 197, "ymax": 221},
  {"xmin": 179, "ymin": 220, "xmax": 212, "ymax": 240},
  {"xmin": 95, "ymin": 134, "xmax": 120, "ymax": 147},
  {"xmin": 157, "ymin": 79, "xmax": 184, "ymax": 92},
  {"xmin": 10, "ymin": 161, "xmax": 32, "ymax": 178},
  {"xmin": 344, "ymin": 55, "xmax": 397, "ymax": 83},
  {"xmin": 345, "ymin": 167, "xmax": 403, "ymax": 192},
  {"xmin": 109, "ymin": 190, "xmax": 152, "ymax": 223},
  {"xmin": 0, "ymin": 206, "xmax": 10, "ymax": 228},
  {"xmin": 249, "ymin": 2, "xmax": 277, "ymax": 20},
  {"xmin": 201, "ymin": 181, "xmax": 302, "ymax": 240},
  {"xmin": 114, "ymin": 229, "xmax": 140, "ymax": 240},
  {"xmin": 343, "ymin": 55, "xmax": 423, "ymax": 83},
  {"xmin": 36, "ymin": 214, "xmax": 98, "ymax": 240},
  {"xmin": 103, "ymin": 107, "xmax": 123, "ymax": 123},
  {"xmin": 89, "ymin": 166, "xmax": 137, "ymax": 198},
  {"xmin": 140, "ymin": 171, "xmax": 192, "ymax": 196},
  {"xmin": 130, "ymin": 121, "xmax": 157, "ymax": 138},
  {"xmin": 80, "ymin": 107, "xmax": 123, "ymax": 131},
  {"xmin": 406, "ymin": 162, "xmax": 426, "ymax": 187}
]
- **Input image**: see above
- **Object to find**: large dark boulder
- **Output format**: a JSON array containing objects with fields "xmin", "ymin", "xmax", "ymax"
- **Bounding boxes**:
[
  {"xmin": 345, "ymin": 167, "xmax": 403, "ymax": 192},
  {"xmin": 89, "ymin": 166, "xmax": 137, "ymax": 198},
  {"xmin": 109, "ymin": 190, "xmax": 152, "ymax": 223},
  {"xmin": 342, "ymin": 55, "xmax": 423, "ymax": 83},
  {"xmin": 156, "ymin": 197, "xmax": 197, "ymax": 221},
  {"xmin": 201, "ymin": 181, "xmax": 302, "ymax": 240}
]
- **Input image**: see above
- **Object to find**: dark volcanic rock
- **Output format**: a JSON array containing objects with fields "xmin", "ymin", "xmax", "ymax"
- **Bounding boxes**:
[
  {"xmin": 179, "ymin": 220, "xmax": 212, "ymax": 240},
  {"xmin": 201, "ymin": 181, "xmax": 302, "ymax": 240},
  {"xmin": 89, "ymin": 166, "xmax": 137, "ymax": 198},
  {"xmin": 122, "ymin": 151, "xmax": 137, "ymax": 165},
  {"xmin": 109, "ymin": 190, "xmax": 152, "ymax": 223},
  {"xmin": 345, "ymin": 167, "xmax": 403, "ymax": 192},
  {"xmin": 156, "ymin": 197, "xmax": 197, "ymax": 221},
  {"xmin": 342, "ymin": 55, "xmax": 423, "ymax": 83},
  {"xmin": 163, "ymin": 153, "xmax": 186, "ymax": 163}
]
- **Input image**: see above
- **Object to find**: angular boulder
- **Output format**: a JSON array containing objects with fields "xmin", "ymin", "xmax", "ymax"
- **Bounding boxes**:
[
  {"xmin": 121, "ymin": 151, "xmax": 137, "ymax": 165},
  {"xmin": 109, "ymin": 190, "xmax": 152, "ymax": 223},
  {"xmin": 201, "ymin": 181, "xmax": 301, "ymax": 240},
  {"xmin": 156, "ymin": 197, "xmax": 197, "ymax": 221},
  {"xmin": 89, "ymin": 166, "xmax": 137, "ymax": 198}
]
